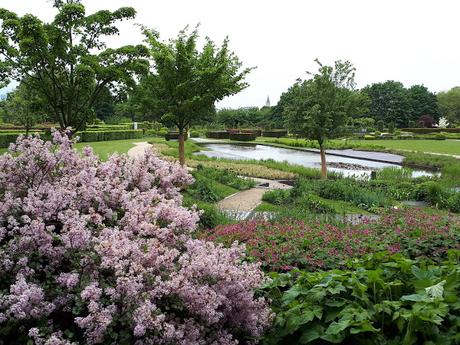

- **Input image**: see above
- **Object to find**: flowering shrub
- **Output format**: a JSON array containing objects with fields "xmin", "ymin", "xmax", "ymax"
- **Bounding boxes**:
[
  {"xmin": 0, "ymin": 132, "xmax": 271, "ymax": 344},
  {"xmin": 202, "ymin": 209, "xmax": 460, "ymax": 271}
]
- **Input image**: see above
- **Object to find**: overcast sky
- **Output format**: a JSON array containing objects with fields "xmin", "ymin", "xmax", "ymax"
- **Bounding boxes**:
[{"xmin": 1, "ymin": 0, "xmax": 460, "ymax": 108}]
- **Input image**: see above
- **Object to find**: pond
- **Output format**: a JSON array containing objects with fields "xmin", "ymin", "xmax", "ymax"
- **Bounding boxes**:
[{"xmin": 193, "ymin": 143, "xmax": 435, "ymax": 178}]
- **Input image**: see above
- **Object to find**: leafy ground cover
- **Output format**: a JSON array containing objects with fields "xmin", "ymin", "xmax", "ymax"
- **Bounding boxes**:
[
  {"xmin": 263, "ymin": 251, "xmax": 460, "ymax": 344},
  {"xmin": 202, "ymin": 208, "xmax": 460, "ymax": 271}
]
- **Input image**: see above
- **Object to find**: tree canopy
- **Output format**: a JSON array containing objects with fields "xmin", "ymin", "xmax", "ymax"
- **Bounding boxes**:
[
  {"xmin": 284, "ymin": 59, "xmax": 363, "ymax": 179},
  {"xmin": 0, "ymin": 0, "xmax": 150, "ymax": 132},
  {"xmin": 362, "ymin": 81, "xmax": 440, "ymax": 128},
  {"xmin": 142, "ymin": 26, "xmax": 253, "ymax": 165},
  {"xmin": 437, "ymin": 87, "xmax": 460, "ymax": 126}
]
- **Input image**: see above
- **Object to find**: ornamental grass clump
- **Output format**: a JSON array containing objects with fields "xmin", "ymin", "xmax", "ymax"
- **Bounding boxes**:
[{"xmin": 0, "ymin": 131, "xmax": 271, "ymax": 345}]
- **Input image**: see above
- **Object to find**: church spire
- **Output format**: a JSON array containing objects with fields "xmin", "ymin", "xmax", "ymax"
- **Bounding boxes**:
[{"xmin": 265, "ymin": 96, "xmax": 270, "ymax": 107}]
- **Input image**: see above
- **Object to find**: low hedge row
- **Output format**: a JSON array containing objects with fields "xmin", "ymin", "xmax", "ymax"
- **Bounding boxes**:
[
  {"xmin": 229, "ymin": 133, "xmax": 257, "ymax": 141},
  {"xmin": 262, "ymin": 129, "xmax": 288, "ymax": 137},
  {"xmin": 78, "ymin": 130, "xmax": 143, "ymax": 142},
  {"xmin": 165, "ymin": 132, "xmax": 189, "ymax": 141},
  {"xmin": 402, "ymin": 127, "xmax": 460, "ymax": 133},
  {"xmin": 206, "ymin": 131, "xmax": 230, "ymax": 139},
  {"xmin": 0, "ymin": 133, "xmax": 21, "ymax": 148}
]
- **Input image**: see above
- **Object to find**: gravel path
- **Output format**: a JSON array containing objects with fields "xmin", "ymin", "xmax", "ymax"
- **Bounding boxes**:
[{"xmin": 127, "ymin": 142, "xmax": 153, "ymax": 159}]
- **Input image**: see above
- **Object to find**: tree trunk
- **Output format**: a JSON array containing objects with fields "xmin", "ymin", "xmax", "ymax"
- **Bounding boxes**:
[
  {"xmin": 178, "ymin": 128, "xmax": 186, "ymax": 166},
  {"xmin": 320, "ymin": 144, "xmax": 327, "ymax": 180}
]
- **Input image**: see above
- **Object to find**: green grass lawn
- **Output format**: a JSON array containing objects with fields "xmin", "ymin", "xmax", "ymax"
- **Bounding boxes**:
[
  {"xmin": 345, "ymin": 139, "xmax": 460, "ymax": 155},
  {"xmin": 0, "ymin": 138, "xmax": 154, "ymax": 160},
  {"xmin": 74, "ymin": 138, "xmax": 153, "ymax": 161}
]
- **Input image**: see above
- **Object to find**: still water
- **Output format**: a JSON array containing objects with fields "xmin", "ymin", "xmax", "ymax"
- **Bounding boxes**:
[{"xmin": 194, "ymin": 143, "xmax": 435, "ymax": 178}]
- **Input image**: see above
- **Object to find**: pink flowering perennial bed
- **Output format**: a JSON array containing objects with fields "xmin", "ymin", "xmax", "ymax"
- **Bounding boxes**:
[
  {"xmin": 202, "ymin": 209, "xmax": 460, "ymax": 271},
  {"xmin": 0, "ymin": 132, "xmax": 271, "ymax": 345}
]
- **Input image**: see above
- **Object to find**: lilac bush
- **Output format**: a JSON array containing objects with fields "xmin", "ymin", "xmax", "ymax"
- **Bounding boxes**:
[{"xmin": 0, "ymin": 132, "xmax": 271, "ymax": 345}]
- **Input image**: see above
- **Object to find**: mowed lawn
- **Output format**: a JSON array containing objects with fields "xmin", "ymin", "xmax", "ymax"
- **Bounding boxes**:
[
  {"xmin": 74, "ymin": 138, "xmax": 152, "ymax": 160},
  {"xmin": 346, "ymin": 139, "xmax": 460, "ymax": 155}
]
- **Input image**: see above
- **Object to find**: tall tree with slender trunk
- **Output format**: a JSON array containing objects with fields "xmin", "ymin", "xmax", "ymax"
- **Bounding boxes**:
[
  {"xmin": 143, "ymin": 26, "xmax": 253, "ymax": 165},
  {"xmin": 284, "ymin": 59, "xmax": 363, "ymax": 179},
  {"xmin": 0, "ymin": 0, "xmax": 149, "ymax": 133}
]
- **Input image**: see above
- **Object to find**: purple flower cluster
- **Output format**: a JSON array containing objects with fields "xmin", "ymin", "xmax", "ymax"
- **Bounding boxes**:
[{"xmin": 0, "ymin": 132, "xmax": 271, "ymax": 344}]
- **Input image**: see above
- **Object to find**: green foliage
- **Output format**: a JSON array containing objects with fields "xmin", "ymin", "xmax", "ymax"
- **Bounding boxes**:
[
  {"xmin": 78, "ymin": 130, "xmax": 143, "ymax": 142},
  {"xmin": 215, "ymin": 107, "xmax": 274, "ymax": 128},
  {"xmin": 262, "ymin": 129, "xmax": 288, "ymax": 137},
  {"xmin": 262, "ymin": 189, "xmax": 291, "ymax": 205},
  {"xmin": 141, "ymin": 26, "xmax": 252, "ymax": 163},
  {"xmin": 206, "ymin": 130, "xmax": 230, "ymax": 139},
  {"xmin": 362, "ymin": 81, "xmax": 440, "ymax": 128},
  {"xmin": 448, "ymin": 193, "xmax": 460, "ymax": 213},
  {"xmin": 229, "ymin": 132, "xmax": 257, "ymax": 141},
  {"xmin": 0, "ymin": 2, "xmax": 150, "ymax": 132},
  {"xmin": 296, "ymin": 193, "xmax": 336, "ymax": 214},
  {"xmin": 0, "ymin": 133, "xmax": 21, "ymax": 148},
  {"xmin": 194, "ymin": 164, "xmax": 255, "ymax": 190},
  {"xmin": 2, "ymin": 82, "xmax": 46, "ymax": 133},
  {"xmin": 415, "ymin": 181, "xmax": 450, "ymax": 207},
  {"xmin": 437, "ymin": 86, "xmax": 460, "ymax": 125},
  {"xmin": 284, "ymin": 59, "xmax": 361, "ymax": 147},
  {"xmin": 292, "ymin": 179, "xmax": 391, "ymax": 211},
  {"xmin": 263, "ymin": 251, "xmax": 460, "ymax": 345},
  {"xmin": 376, "ymin": 167, "xmax": 413, "ymax": 180},
  {"xmin": 204, "ymin": 209, "xmax": 460, "ymax": 272}
]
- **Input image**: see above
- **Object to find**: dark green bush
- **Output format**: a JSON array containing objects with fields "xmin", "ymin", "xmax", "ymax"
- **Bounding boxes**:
[
  {"xmin": 190, "ymin": 131, "xmax": 200, "ymax": 138},
  {"xmin": 229, "ymin": 132, "xmax": 257, "ymax": 141},
  {"xmin": 206, "ymin": 131, "xmax": 230, "ymax": 139},
  {"xmin": 79, "ymin": 130, "xmax": 143, "ymax": 142},
  {"xmin": 415, "ymin": 181, "xmax": 450, "ymax": 207},
  {"xmin": 402, "ymin": 127, "xmax": 460, "ymax": 133},
  {"xmin": 188, "ymin": 179, "xmax": 219, "ymax": 202},
  {"xmin": 262, "ymin": 129, "xmax": 288, "ymax": 137},
  {"xmin": 434, "ymin": 133, "xmax": 447, "ymax": 140},
  {"xmin": 0, "ymin": 133, "xmax": 21, "ymax": 148},
  {"xmin": 164, "ymin": 132, "xmax": 189, "ymax": 141},
  {"xmin": 448, "ymin": 193, "xmax": 460, "ymax": 213}
]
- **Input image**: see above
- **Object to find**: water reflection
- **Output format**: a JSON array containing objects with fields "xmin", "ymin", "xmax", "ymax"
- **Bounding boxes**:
[{"xmin": 194, "ymin": 143, "xmax": 435, "ymax": 178}]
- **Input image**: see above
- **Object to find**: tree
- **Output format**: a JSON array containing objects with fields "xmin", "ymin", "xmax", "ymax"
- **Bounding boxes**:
[
  {"xmin": 284, "ymin": 59, "xmax": 361, "ymax": 179},
  {"xmin": 143, "ymin": 26, "xmax": 253, "ymax": 165},
  {"xmin": 437, "ymin": 87, "xmax": 460, "ymax": 125},
  {"xmin": 418, "ymin": 114, "xmax": 435, "ymax": 128},
  {"xmin": 4, "ymin": 83, "xmax": 46, "ymax": 134},
  {"xmin": 362, "ymin": 81, "xmax": 411, "ymax": 127},
  {"xmin": 0, "ymin": 0, "xmax": 149, "ymax": 133},
  {"xmin": 407, "ymin": 85, "xmax": 440, "ymax": 123}
]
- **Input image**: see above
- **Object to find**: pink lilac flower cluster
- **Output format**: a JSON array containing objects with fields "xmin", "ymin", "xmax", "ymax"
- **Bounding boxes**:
[{"xmin": 0, "ymin": 131, "xmax": 271, "ymax": 345}]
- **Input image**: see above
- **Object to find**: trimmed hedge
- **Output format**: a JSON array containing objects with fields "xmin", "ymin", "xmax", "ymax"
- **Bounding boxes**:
[
  {"xmin": 240, "ymin": 129, "xmax": 262, "ymax": 136},
  {"xmin": 402, "ymin": 127, "xmax": 460, "ymax": 134},
  {"xmin": 165, "ymin": 132, "xmax": 188, "ymax": 141},
  {"xmin": 0, "ymin": 133, "xmax": 21, "ymax": 148},
  {"xmin": 78, "ymin": 130, "xmax": 143, "ymax": 142},
  {"xmin": 206, "ymin": 131, "xmax": 230, "ymax": 139},
  {"xmin": 229, "ymin": 132, "xmax": 257, "ymax": 141},
  {"xmin": 262, "ymin": 129, "xmax": 288, "ymax": 138}
]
